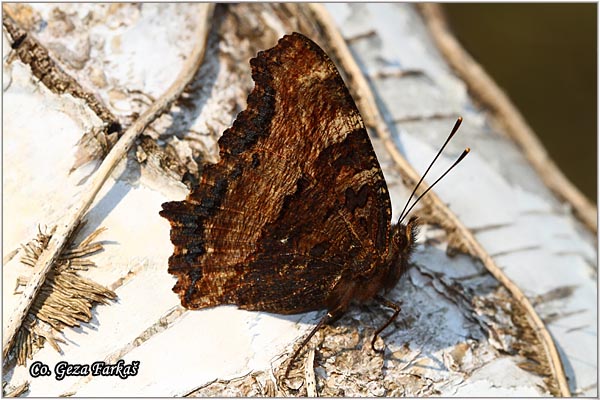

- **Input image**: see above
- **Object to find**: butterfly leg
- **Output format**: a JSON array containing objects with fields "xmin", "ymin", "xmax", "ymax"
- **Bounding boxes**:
[
  {"xmin": 371, "ymin": 295, "xmax": 401, "ymax": 352},
  {"xmin": 284, "ymin": 311, "xmax": 332, "ymax": 379}
]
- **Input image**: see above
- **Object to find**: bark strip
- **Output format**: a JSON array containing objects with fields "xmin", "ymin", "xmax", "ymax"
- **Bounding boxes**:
[
  {"xmin": 417, "ymin": 3, "xmax": 597, "ymax": 233},
  {"xmin": 306, "ymin": 3, "xmax": 571, "ymax": 396},
  {"xmin": 2, "ymin": 3, "xmax": 215, "ymax": 362},
  {"xmin": 2, "ymin": 5, "xmax": 119, "ymax": 129}
]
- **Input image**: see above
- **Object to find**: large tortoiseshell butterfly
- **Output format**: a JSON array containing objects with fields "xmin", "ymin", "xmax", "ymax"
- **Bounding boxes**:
[{"xmin": 160, "ymin": 32, "xmax": 468, "ymax": 375}]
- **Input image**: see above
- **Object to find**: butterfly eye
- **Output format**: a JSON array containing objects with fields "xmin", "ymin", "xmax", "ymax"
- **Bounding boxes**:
[{"xmin": 391, "ymin": 225, "xmax": 407, "ymax": 248}]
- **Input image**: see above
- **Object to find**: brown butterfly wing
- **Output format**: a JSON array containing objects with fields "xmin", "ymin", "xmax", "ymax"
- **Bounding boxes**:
[{"xmin": 160, "ymin": 33, "xmax": 393, "ymax": 314}]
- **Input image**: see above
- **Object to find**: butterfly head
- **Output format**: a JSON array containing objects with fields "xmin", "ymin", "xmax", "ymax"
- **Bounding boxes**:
[
  {"xmin": 384, "ymin": 216, "xmax": 419, "ymax": 290},
  {"xmin": 384, "ymin": 118, "xmax": 469, "ymax": 290}
]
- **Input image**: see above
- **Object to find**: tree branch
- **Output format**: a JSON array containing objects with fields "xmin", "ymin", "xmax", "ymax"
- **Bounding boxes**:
[{"xmin": 417, "ymin": 3, "xmax": 597, "ymax": 233}]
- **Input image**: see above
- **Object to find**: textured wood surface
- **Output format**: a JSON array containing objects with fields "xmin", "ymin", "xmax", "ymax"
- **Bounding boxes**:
[
  {"xmin": 325, "ymin": 3, "xmax": 596, "ymax": 396},
  {"xmin": 3, "ymin": 3, "xmax": 595, "ymax": 397}
]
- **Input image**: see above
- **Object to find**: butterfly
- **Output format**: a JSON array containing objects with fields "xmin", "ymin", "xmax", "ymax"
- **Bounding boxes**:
[{"xmin": 159, "ymin": 32, "xmax": 467, "ymax": 375}]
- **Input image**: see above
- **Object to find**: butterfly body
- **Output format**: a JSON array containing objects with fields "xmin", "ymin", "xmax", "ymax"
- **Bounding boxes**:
[{"xmin": 160, "ymin": 32, "xmax": 417, "ymax": 323}]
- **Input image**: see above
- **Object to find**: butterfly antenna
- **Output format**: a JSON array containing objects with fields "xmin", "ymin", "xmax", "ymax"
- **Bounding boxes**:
[
  {"xmin": 399, "ymin": 147, "xmax": 470, "ymax": 224},
  {"xmin": 398, "ymin": 117, "xmax": 465, "ymax": 224}
]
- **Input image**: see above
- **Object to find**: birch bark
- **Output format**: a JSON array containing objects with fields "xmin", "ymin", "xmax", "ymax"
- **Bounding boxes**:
[{"xmin": 2, "ymin": 3, "xmax": 595, "ymax": 397}]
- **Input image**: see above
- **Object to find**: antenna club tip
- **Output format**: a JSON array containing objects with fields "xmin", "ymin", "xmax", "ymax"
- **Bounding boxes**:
[
  {"xmin": 465, "ymin": 147, "xmax": 471, "ymax": 153},
  {"xmin": 457, "ymin": 116, "xmax": 463, "ymax": 122}
]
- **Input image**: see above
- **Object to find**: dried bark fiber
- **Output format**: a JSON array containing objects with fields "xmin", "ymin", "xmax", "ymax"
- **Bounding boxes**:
[{"xmin": 3, "ymin": 3, "xmax": 594, "ymax": 397}]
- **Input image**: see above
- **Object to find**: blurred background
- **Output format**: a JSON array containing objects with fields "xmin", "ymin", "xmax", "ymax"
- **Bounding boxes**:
[{"xmin": 444, "ymin": 3, "xmax": 597, "ymax": 203}]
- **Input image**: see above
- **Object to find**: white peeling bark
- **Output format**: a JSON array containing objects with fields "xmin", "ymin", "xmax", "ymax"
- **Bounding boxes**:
[
  {"xmin": 324, "ymin": 3, "xmax": 596, "ymax": 396},
  {"xmin": 2, "ymin": 3, "xmax": 595, "ymax": 397}
]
